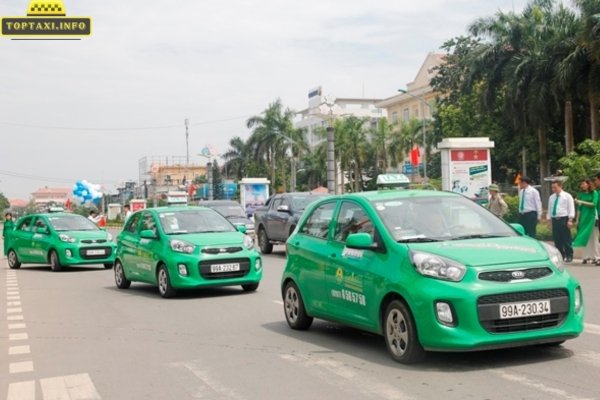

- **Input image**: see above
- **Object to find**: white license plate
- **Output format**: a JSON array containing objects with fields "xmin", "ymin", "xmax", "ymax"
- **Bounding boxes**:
[
  {"xmin": 499, "ymin": 300, "xmax": 551, "ymax": 319},
  {"xmin": 210, "ymin": 263, "xmax": 240, "ymax": 273},
  {"xmin": 86, "ymin": 249, "xmax": 105, "ymax": 256}
]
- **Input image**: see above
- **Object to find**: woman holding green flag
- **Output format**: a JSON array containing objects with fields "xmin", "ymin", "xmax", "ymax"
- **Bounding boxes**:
[{"xmin": 573, "ymin": 179, "xmax": 599, "ymax": 265}]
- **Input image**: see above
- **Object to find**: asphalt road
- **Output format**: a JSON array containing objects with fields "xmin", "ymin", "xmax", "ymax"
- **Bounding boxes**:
[{"xmin": 2, "ymin": 241, "xmax": 600, "ymax": 400}]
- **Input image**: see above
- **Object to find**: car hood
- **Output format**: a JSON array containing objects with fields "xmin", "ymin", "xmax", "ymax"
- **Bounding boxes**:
[
  {"xmin": 407, "ymin": 236, "xmax": 549, "ymax": 267},
  {"xmin": 225, "ymin": 216, "xmax": 253, "ymax": 226},
  {"xmin": 167, "ymin": 232, "xmax": 245, "ymax": 246},
  {"xmin": 59, "ymin": 230, "xmax": 110, "ymax": 241}
]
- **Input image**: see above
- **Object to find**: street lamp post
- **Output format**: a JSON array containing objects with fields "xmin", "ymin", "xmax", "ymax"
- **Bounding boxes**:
[{"xmin": 398, "ymin": 89, "xmax": 433, "ymax": 182}]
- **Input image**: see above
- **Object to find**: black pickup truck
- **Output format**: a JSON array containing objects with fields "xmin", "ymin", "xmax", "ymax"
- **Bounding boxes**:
[{"xmin": 253, "ymin": 192, "xmax": 327, "ymax": 253}]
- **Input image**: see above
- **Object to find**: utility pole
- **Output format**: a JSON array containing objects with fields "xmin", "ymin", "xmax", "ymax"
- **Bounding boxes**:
[
  {"xmin": 185, "ymin": 118, "xmax": 190, "ymax": 166},
  {"xmin": 207, "ymin": 161, "xmax": 213, "ymax": 200}
]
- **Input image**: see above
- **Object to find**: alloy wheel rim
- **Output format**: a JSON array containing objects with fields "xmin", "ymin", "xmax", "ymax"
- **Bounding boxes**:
[
  {"xmin": 115, "ymin": 263, "xmax": 123, "ymax": 285},
  {"xmin": 285, "ymin": 287, "xmax": 299, "ymax": 323},
  {"xmin": 8, "ymin": 251, "xmax": 16, "ymax": 266},
  {"xmin": 51, "ymin": 253, "xmax": 57, "ymax": 267},
  {"xmin": 259, "ymin": 231, "xmax": 266, "ymax": 248},
  {"xmin": 386, "ymin": 309, "xmax": 408, "ymax": 356},
  {"xmin": 158, "ymin": 269, "xmax": 167, "ymax": 294}
]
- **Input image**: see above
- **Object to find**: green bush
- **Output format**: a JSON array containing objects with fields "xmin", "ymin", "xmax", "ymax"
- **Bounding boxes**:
[{"xmin": 503, "ymin": 195, "xmax": 519, "ymax": 223}]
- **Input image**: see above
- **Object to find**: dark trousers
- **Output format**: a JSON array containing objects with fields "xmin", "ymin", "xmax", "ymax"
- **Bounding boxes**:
[
  {"xmin": 518, "ymin": 211, "xmax": 538, "ymax": 238},
  {"xmin": 551, "ymin": 217, "xmax": 573, "ymax": 260}
]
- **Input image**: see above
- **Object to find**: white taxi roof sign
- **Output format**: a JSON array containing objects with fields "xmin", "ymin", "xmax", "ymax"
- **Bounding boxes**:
[{"xmin": 376, "ymin": 174, "xmax": 410, "ymax": 185}]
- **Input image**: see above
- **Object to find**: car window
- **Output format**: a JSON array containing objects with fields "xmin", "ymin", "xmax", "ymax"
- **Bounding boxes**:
[
  {"xmin": 333, "ymin": 202, "xmax": 375, "ymax": 242},
  {"xmin": 124, "ymin": 212, "xmax": 142, "ymax": 233},
  {"xmin": 140, "ymin": 212, "xmax": 158, "ymax": 234},
  {"xmin": 33, "ymin": 217, "xmax": 48, "ymax": 230},
  {"xmin": 300, "ymin": 202, "xmax": 336, "ymax": 239},
  {"xmin": 48, "ymin": 215, "xmax": 99, "ymax": 231},
  {"xmin": 271, "ymin": 198, "xmax": 283, "ymax": 210},
  {"xmin": 158, "ymin": 209, "xmax": 235, "ymax": 234},
  {"xmin": 17, "ymin": 217, "xmax": 33, "ymax": 232}
]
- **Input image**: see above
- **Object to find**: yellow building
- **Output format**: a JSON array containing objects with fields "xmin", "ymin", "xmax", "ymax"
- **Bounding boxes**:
[{"xmin": 376, "ymin": 52, "xmax": 444, "ymax": 125}]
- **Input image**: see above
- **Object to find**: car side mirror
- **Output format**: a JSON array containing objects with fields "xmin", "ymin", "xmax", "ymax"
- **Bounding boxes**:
[
  {"xmin": 236, "ymin": 225, "xmax": 247, "ymax": 234},
  {"xmin": 346, "ymin": 233, "xmax": 374, "ymax": 249},
  {"xmin": 140, "ymin": 229, "xmax": 157, "ymax": 239},
  {"xmin": 277, "ymin": 205, "xmax": 290, "ymax": 213},
  {"xmin": 510, "ymin": 223, "xmax": 526, "ymax": 236}
]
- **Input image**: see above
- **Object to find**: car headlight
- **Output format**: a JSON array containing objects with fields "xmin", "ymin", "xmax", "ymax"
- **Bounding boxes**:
[
  {"xmin": 244, "ymin": 235, "xmax": 255, "ymax": 250},
  {"xmin": 169, "ymin": 239, "xmax": 195, "ymax": 254},
  {"xmin": 541, "ymin": 242, "xmax": 565, "ymax": 272},
  {"xmin": 410, "ymin": 251, "xmax": 466, "ymax": 282},
  {"xmin": 59, "ymin": 234, "xmax": 76, "ymax": 243},
  {"xmin": 574, "ymin": 286, "xmax": 582, "ymax": 313}
]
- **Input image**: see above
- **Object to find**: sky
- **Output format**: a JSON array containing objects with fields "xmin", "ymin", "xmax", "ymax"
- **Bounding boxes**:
[{"xmin": 0, "ymin": 0, "xmax": 530, "ymax": 199}]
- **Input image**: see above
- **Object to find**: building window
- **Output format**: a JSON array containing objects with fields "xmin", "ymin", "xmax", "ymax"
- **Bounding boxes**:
[
  {"xmin": 403, "ymin": 108, "xmax": 409, "ymax": 122},
  {"xmin": 391, "ymin": 112, "xmax": 398, "ymax": 124}
]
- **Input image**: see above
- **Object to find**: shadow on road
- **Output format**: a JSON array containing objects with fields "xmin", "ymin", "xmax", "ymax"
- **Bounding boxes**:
[
  {"xmin": 261, "ymin": 319, "xmax": 575, "ymax": 371},
  {"xmin": 103, "ymin": 284, "xmax": 257, "ymax": 300},
  {"xmin": 9, "ymin": 265, "xmax": 110, "ymax": 273}
]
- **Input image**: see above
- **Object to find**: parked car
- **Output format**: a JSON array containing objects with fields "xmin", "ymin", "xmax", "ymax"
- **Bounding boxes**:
[
  {"xmin": 6, "ymin": 213, "xmax": 116, "ymax": 271},
  {"xmin": 281, "ymin": 190, "xmax": 584, "ymax": 363},
  {"xmin": 114, "ymin": 206, "xmax": 262, "ymax": 298},
  {"xmin": 201, "ymin": 200, "xmax": 255, "ymax": 238},
  {"xmin": 254, "ymin": 192, "xmax": 328, "ymax": 254}
]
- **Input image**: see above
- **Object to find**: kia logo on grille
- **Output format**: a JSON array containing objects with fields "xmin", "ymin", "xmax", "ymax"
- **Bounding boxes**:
[
  {"xmin": 511, "ymin": 270, "xmax": 526, "ymax": 279},
  {"xmin": 219, "ymin": 248, "xmax": 226, "ymax": 253}
]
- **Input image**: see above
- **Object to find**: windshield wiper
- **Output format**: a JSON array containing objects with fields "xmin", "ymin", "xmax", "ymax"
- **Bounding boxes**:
[
  {"xmin": 451, "ymin": 234, "xmax": 509, "ymax": 240},
  {"xmin": 397, "ymin": 237, "xmax": 441, "ymax": 243}
]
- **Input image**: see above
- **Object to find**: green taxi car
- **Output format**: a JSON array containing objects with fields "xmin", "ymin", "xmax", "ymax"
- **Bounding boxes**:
[
  {"xmin": 281, "ymin": 190, "xmax": 584, "ymax": 363},
  {"xmin": 114, "ymin": 206, "xmax": 263, "ymax": 298},
  {"xmin": 6, "ymin": 213, "xmax": 116, "ymax": 271}
]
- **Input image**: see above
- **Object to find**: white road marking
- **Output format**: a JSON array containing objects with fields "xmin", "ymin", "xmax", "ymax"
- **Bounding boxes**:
[
  {"xmin": 491, "ymin": 369, "xmax": 593, "ymax": 400},
  {"xmin": 8, "ymin": 323, "xmax": 26, "ymax": 330},
  {"xmin": 272, "ymin": 300, "xmax": 284, "ymax": 305},
  {"xmin": 9, "ymin": 332, "xmax": 29, "ymax": 341},
  {"xmin": 7, "ymin": 315, "xmax": 24, "ymax": 321},
  {"xmin": 172, "ymin": 361, "xmax": 247, "ymax": 400},
  {"xmin": 7, "ymin": 380, "xmax": 35, "ymax": 400},
  {"xmin": 9, "ymin": 361, "xmax": 34, "ymax": 374},
  {"xmin": 7, "ymin": 307, "xmax": 23, "ymax": 313},
  {"xmin": 7, "ymin": 291, "xmax": 19, "ymax": 296},
  {"xmin": 7, "ymin": 301, "xmax": 21, "ymax": 306},
  {"xmin": 7, "ymin": 295, "xmax": 20, "ymax": 300},
  {"xmin": 584, "ymin": 323, "xmax": 600, "ymax": 336},
  {"xmin": 9, "ymin": 345, "xmax": 31, "ymax": 355},
  {"xmin": 279, "ymin": 354, "xmax": 413, "ymax": 400},
  {"xmin": 40, "ymin": 373, "xmax": 102, "ymax": 400},
  {"xmin": 573, "ymin": 351, "xmax": 600, "ymax": 368}
]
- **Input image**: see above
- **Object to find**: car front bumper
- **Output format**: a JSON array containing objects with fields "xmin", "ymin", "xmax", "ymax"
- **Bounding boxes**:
[{"xmin": 58, "ymin": 243, "xmax": 117, "ymax": 265}]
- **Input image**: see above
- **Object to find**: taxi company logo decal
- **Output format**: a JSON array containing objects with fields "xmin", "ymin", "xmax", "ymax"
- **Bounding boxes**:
[{"xmin": 1, "ymin": 1, "xmax": 92, "ymax": 38}]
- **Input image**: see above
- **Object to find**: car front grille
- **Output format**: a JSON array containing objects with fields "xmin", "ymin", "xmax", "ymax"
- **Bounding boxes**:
[
  {"xmin": 201, "ymin": 247, "xmax": 243, "ymax": 255},
  {"xmin": 81, "ymin": 239, "xmax": 107, "ymax": 244},
  {"xmin": 78, "ymin": 247, "xmax": 113, "ymax": 259},
  {"xmin": 479, "ymin": 267, "xmax": 553, "ymax": 282},
  {"xmin": 477, "ymin": 289, "xmax": 569, "ymax": 333},
  {"xmin": 199, "ymin": 258, "xmax": 250, "ymax": 279}
]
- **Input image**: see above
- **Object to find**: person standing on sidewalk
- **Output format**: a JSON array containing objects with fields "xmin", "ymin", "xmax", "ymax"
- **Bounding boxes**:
[
  {"xmin": 573, "ymin": 179, "xmax": 600, "ymax": 265},
  {"xmin": 3, "ymin": 212, "xmax": 14, "ymax": 256},
  {"xmin": 595, "ymin": 173, "xmax": 600, "ymax": 238},
  {"xmin": 487, "ymin": 184, "xmax": 508, "ymax": 218},
  {"xmin": 547, "ymin": 180, "xmax": 575, "ymax": 262},
  {"xmin": 518, "ymin": 177, "xmax": 542, "ymax": 237}
]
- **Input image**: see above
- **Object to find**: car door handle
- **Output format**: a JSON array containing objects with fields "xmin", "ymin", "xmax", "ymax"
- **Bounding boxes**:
[{"xmin": 330, "ymin": 253, "xmax": 336, "ymax": 258}]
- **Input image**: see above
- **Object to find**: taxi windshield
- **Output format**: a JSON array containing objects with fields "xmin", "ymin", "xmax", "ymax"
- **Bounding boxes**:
[
  {"xmin": 291, "ymin": 195, "xmax": 324, "ymax": 211},
  {"xmin": 158, "ymin": 210, "xmax": 236, "ymax": 234},
  {"xmin": 49, "ymin": 215, "xmax": 100, "ymax": 232},
  {"xmin": 371, "ymin": 195, "xmax": 517, "ymax": 242}
]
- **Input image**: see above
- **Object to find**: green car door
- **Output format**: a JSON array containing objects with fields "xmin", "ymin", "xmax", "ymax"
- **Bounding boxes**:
[
  {"xmin": 325, "ymin": 200, "xmax": 383, "ymax": 330},
  {"xmin": 287, "ymin": 201, "xmax": 337, "ymax": 316},
  {"xmin": 118, "ymin": 212, "xmax": 143, "ymax": 279},
  {"xmin": 136, "ymin": 211, "xmax": 162, "ymax": 283},
  {"xmin": 12, "ymin": 216, "xmax": 36, "ymax": 263}
]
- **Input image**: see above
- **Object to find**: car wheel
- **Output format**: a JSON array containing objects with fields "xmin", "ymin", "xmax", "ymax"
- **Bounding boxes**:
[
  {"xmin": 114, "ymin": 260, "xmax": 131, "ymax": 289},
  {"xmin": 283, "ymin": 281, "xmax": 313, "ymax": 330},
  {"xmin": 50, "ymin": 250, "xmax": 62, "ymax": 272},
  {"xmin": 242, "ymin": 283, "xmax": 259, "ymax": 292},
  {"xmin": 104, "ymin": 263, "xmax": 113, "ymax": 269},
  {"xmin": 7, "ymin": 250, "xmax": 21, "ymax": 269},
  {"xmin": 157, "ymin": 265, "xmax": 177, "ymax": 298},
  {"xmin": 258, "ymin": 227, "xmax": 273, "ymax": 254},
  {"xmin": 384, "ymin": 300, "xmax": 425, "ymax": 364}
]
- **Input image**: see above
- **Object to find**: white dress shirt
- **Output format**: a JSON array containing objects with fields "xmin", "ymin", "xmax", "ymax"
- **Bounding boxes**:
[
  {"xmin": 546, "ymin": 190, "xmax": 575, "ymax": 220},
  {"xmin": 518, "ymin": 186, "xmax": 542, "ymax": 218}
]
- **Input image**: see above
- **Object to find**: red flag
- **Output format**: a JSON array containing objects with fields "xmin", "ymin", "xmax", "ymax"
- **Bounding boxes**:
[
  {"xmin": 65, "ymin": 198, "xmax": 72, "ymax": 210},
  {"xmin": 188, "ymin": 183, "xmax": 197, "ymax": 197},
  {"xmin": 410, "ymin": 146, "xmax": 420, "ymax": 166}
]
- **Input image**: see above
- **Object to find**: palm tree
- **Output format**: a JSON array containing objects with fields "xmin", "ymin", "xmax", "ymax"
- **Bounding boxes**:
[
  {"xmin": 246, "ymin": 99, "xmax": 296, "ymax": 188},
  {"xmin": 370, "ymin": 118, "xmax": 391, "ymax": 171},
  {"xmin": 222, "ymin": 136, "xmax": 249, "ymax": 180},
  {"xmin": 388, "ymin": 119, "xmax": 422, "ymax": 173},
  {"xmin": 335, "ymin": 116, "xmax": 369, "ymax": 192}
]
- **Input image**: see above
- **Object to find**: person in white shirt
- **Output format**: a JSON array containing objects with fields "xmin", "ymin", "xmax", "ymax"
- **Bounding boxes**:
[
  {"xmin": 123, "ymin": 205, "xmax": 132, "ymax": 222},
  {"xmin": 88, "ymin": 210, "xmax": 102, "ymax": 224},
  {"xmin": 517, "ymin": 176, "xmax": 542, "ymax": 237},
  {"xmin": 547, "ymin": 180, "xmax": 575, "ymax": 262}
]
